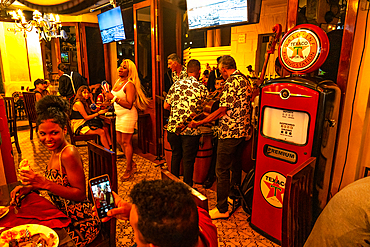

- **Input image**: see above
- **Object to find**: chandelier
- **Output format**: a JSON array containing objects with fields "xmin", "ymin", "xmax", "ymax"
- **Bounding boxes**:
[
  {"xmin": 0, "ymin": 0, "xmax": 14, "ymax": 10},
  {"xmin": 9, "ymin": 9, "xmax": 65, "ymax": 41}
]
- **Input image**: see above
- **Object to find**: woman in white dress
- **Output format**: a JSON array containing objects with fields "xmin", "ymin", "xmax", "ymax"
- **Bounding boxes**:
[{"xmin": 107, "ymin": 59, "xmax": 150, "ymax": 180}]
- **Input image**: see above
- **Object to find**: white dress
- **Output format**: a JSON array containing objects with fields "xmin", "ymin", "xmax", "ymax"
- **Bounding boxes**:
[{"xmin": 112, "ymin": 81, "xmax": 138, "ymax": 134}]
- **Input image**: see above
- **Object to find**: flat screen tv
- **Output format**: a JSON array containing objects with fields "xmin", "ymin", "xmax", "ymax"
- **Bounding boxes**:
[
  {"xmin": 187, "ymin": 0, "xmax": 262, "ymax": 30},
  {"xmin": 98, "ymin": 6, "xmax": 126, "ymax": 44}
]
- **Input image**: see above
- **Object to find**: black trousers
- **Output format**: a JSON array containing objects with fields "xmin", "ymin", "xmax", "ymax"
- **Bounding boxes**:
[
  {"xmin": 167, "ymin": 132, "xmax": 201, "ymax": 187},
  {"xmin": 216, "ymin": 137, "xmax": 246, "ymax": 213}
]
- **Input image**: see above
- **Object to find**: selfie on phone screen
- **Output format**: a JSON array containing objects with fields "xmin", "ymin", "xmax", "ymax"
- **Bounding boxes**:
[{"xmin": 90, "ymin": 175, "xmax": 115, "ymax": 218}]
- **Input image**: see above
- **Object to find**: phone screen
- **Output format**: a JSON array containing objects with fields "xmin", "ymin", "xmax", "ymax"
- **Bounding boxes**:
[{"xmin": 89, "ymin": 174, "xmax": 115, "ymax": 219}]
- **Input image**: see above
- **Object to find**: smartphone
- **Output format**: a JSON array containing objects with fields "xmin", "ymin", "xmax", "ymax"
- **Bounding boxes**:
[{"xmin": 89, "ymin": 174, "xmax": 116, "ymax": 219}]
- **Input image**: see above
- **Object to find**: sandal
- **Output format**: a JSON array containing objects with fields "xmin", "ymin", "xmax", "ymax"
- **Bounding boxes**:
[{"xmin": 122, "ymin": 169, "xmax": 134, "ymax": 181}]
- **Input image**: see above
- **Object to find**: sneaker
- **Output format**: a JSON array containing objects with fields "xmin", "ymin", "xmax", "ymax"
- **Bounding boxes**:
[
  {"xmin": 209, "ymin": 207, "xmax": 229, "ymax": 220},
  {"xmin": 203, "ymin": 176, "xmax": 216, "ymax": 189}
]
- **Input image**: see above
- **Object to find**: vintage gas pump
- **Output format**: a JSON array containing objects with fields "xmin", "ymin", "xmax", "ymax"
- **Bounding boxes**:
[{"xmin": 250, "ymin": 24, "xmax": 341, "ymax": 242}]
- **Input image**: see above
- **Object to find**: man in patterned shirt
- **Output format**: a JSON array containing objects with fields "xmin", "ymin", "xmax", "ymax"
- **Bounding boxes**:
[
  {"xmin": 164, "ymin": 59, "xmax": 208, "ymax": 187},
  {"xmin": 189, "ymin": 55, "xmax": 253, "ymax": 219},
  {"xmin": 167, "ymin": 53, "xmax": 187, "ymax": 83}
]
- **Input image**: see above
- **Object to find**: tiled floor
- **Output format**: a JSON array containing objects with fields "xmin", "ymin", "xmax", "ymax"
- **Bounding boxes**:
[{"xmin": 11, "ymin": 121, "xmax": 279, "ymax": 247}]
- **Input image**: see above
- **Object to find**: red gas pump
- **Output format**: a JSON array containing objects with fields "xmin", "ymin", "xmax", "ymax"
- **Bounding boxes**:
[
  {"xmin": 0, "ymin": 95, "xmax": 17, "ymax": 184},
  {"xmin": 250, "ymin": 24, "xmax": 340, "ymax": 243}
]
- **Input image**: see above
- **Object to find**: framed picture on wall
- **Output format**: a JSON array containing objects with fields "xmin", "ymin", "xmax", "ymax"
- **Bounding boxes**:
[{"xmin": 61, "ymin": 51, "xmax": 70, "ymax": 64}]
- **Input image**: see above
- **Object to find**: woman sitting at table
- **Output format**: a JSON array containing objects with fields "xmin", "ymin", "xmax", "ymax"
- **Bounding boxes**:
[
  {"xmin": 11, "ymin": 95, "xmax": 100, "ymax": 246},
  {"xmin": 33, "ymin": 78, "xmax": 49, "ymax": 102},
  {"xmin": 71, "ymin": 85, "xmax": 112, "ymax": 149},
  {"xmin": 106, "ymin": 59, "xmax": 150, "ymax": 180}
]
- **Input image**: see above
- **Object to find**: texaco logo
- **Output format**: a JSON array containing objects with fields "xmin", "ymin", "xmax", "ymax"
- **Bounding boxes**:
[
  {"xmin": 280, "ymin": 29, "xmax": 320, "ymax": 71},
  {"xmin": 260, "ymin": 171, "xmax": 286, "ymax": 208}
]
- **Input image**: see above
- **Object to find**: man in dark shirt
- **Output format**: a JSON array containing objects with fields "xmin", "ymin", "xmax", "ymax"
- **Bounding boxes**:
[
  {"xmin": 207, "ymin": 56, "xmax": 222, "ymax": 92},
  {"xmin": 33, "ymin": 79, "xmax": 49, "ymax": 102},
  {"xmin": 58, "ymin": 63, "xmax": 88, "ymax": 103}
]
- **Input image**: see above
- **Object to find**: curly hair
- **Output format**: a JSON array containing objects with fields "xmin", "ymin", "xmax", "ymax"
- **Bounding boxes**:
[
  {"xmin": 36, "ymin": 95, "xmax": 70, "ymax": 128},
  {"xmin": 130, "ymin": 180, "xmax": 199, "ymax": 247},
  {"xmin": 73, "ymin": 85, "xmax": 93, "ymax": 115}
]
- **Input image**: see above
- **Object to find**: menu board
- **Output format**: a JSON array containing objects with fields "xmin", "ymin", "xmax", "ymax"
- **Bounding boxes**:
[{"xmin": 262, "ymin": 107, "xmax": 310, "ymax": 145}]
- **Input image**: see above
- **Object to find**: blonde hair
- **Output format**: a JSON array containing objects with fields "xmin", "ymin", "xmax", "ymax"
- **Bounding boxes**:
[{"xmin": 120, "ymin": 59, "xmax": 150, "ymax": 111}]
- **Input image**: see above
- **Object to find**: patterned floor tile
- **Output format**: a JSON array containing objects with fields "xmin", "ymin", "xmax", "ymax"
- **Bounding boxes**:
[{"xmin": 11, "ymin": 123, "xmax": 279, "ymax": 247}]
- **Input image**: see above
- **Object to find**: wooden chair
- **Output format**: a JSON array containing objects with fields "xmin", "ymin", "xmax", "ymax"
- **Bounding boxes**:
[
  {"xmin": 87, "ymin": 141, "xmax": 117, "ymax": 247},
  {"xmin": 3, "ymin": 97, "xmax": 21, "ymax": 153},
  {"xmin": 282, "ymin": 157, "xmax": 316, "ymax": 247},
  {"xmin": 22, "ymin": 92, "xmax": 37, "ymax": 140},
  {"xmin": 67, "ymin": 121, "xmax": 98, "ymax": 147},
  {"xmin": 161, "ymin": 170, "xmax": 208, "ymax": 211}
]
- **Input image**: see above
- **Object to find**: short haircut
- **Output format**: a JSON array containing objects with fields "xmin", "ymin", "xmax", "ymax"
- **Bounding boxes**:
[
  {"xmin": 130, "ymin": 179, "xmax": 199, "ymax": 247},
  {"xmin": 219, "ymin": 55, "xmax": 237, "ymax": 70},
  {"xmin": 36, "ymin": 95, "xmax": 70, "ymax": 129},
  {"xmin": 58, "ymin": 63, "xmax": 69, "ymax": 73},
  {"xmin": 187, "ymin": 59, "xmax": 201, "ymax": 74},
  {"xmin": 167, "ymin": 53, "xmax": 181, "ymax": 64},
  {"xmin": 34, "ymin": 78, "xmax": 45, "ymax": 87},
  {"xmin": 216, "ymin": 56, "xmax": 222, "ymax": 64}
]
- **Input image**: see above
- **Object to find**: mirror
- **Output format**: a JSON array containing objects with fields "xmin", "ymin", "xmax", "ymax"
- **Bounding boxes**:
[{"xmin": 136, "ymin": 6, "xmax": 152, "ymax": 98}]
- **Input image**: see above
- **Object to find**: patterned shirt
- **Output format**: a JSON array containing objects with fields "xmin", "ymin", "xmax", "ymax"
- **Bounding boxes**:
[
  {"xmin": 166, "ymin": 76, "xmax": 208, "ymax": 135},
  {"xmin": 218, "ymin": 70, "xmax": 252, "ymax": 139},
  {"xmin": 172, "ymin": 66, "xmax": 187, "ymax": 83}
]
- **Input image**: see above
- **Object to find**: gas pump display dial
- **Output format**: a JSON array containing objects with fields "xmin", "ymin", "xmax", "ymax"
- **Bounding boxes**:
[{"xmin": 262, "ymin": 106, "xmax": 310, "ymax": 145}]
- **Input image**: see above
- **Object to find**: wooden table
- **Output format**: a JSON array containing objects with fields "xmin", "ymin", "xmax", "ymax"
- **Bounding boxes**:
[
  {"xmin": 100, "ymin": 113, "xmax": 150, "ymax": 154},
  {"xmin": 0, "ymin": 182, "xmax": 77, "ymax": 247},
  {"xmin": 99, "ymin": 114, "xmax": 117, "ymax": 154}
]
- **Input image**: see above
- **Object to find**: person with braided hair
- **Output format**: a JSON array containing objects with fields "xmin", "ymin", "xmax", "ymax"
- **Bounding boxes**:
[{"xmin": 11, "ymin": 95, "xmax": 100, "ymax": 246}]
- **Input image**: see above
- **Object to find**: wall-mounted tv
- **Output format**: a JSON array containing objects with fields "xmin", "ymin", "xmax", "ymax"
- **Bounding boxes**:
[
  {"xmin": 187, "ymin": 0, "xmax": 262, "ymax": 30},
  {"xmin": 98, "ymin": 6, "xmax": 126, "ymax": 44}
]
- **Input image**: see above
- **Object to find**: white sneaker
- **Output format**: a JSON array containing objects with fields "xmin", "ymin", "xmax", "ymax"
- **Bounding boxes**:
[{"xmin": 209, "ymin": 207, "xmax": 229, "ymax": 220}]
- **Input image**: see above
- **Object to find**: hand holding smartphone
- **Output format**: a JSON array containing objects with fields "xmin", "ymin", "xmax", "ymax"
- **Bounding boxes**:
[{"xmin": 89, "ymin": 174, "xmax": 116, "ymax": 219}]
